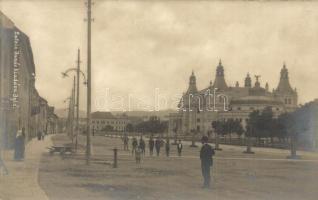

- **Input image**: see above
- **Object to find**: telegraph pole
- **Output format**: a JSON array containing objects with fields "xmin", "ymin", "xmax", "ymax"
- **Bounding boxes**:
[
  {"xmin": 75, "ymin": 49, "xmax": 80, "ymax": 151},
  {"xmin": 86, "ymin": 0, "xmax": 93, "ymax": 165},
  {"xmin": 72, "ymin": 76, "xmax": 76, "ymax": 145}
]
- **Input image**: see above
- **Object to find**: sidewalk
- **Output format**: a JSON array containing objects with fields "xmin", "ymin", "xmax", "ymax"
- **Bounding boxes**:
[{"xmin": 0, "ymin": 136, "xmax": 52, "ymax": 200}]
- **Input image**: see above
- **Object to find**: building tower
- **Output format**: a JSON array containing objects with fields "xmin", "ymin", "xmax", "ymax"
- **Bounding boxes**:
[
  {"xmin": 274, "ymin": 63, "xmax": 298, "ymax": 112},
  {"xmin": 213, "ymin": 60, "xmax": 228, "ymax": 90},
  {"xmin": 244, "ymin": 73, "xmax": 252, "ymax": 88},
  {"xmin": 186, "ymin": 70, "xmax": 198, "ymax": 94}
]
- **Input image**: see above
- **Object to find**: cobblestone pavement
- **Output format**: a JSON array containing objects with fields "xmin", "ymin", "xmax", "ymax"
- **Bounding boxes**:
[
  {"xmin": 0, "ymin": 136, "xmax": 52, "ymax": 200},
  {"xmin": 38, "ymin": 134, "xmax": 318, "ymax": 200}
]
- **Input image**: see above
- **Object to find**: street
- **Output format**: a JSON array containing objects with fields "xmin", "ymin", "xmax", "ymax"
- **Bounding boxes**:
[{"xmin": 36, "ymin": 134, "xmax": 318, "ymax": 200}]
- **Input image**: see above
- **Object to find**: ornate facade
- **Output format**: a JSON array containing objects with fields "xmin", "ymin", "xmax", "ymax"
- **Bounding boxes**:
[{"xmin": 168, "ymin": 60, "xmax": 298, "ymax": 137}]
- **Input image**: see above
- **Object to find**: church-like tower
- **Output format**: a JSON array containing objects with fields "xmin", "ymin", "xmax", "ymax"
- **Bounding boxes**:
[
  {"xmin": 274, "ymin": 63, "xmax": 298, "ymax": 112},
  {"xmin": 244, "ymin": 73, "xmax": 252, "ymax": 88},
  {"xmin": 213, "ymin": 60, "xmax": 228, "ymax": 90},
  {"xmin": 186, "ymin": 70, "xmax": 198, "ymax": 94}
]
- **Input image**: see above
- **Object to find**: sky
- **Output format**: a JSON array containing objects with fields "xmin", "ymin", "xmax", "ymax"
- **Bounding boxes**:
[{"xmin": 1, "ymin": 0, "xmax": 318, "ymax": 111}]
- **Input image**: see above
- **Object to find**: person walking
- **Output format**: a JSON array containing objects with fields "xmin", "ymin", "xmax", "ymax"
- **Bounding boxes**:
[
  {"xmin": 132, "ymin": 137, "xmax": 138, "ymax": 155},
  {"xmin": 155, "ymin": 138, "xmax": 161, "ymax": 156},
  {"xmin": 149, "ymin": 136, "xmax": 154, "ymax": 156},
  {"xmin": 139, "ymin": 136, "xmax": 146, "ymax": 156},
  {"xmin": 177, "ymin": 139, "xmax": 183, "ymax": 157},
  {"xmin": 165, "ymin": 138, "xmax": 170, "ymax": 157},
  {"xmin": 123, "ymin": 134, "xmax": 129, "ymax": 151},
  {"xmin": 200, "ymin": 136, "xmax": 215, "ymax": 189}
]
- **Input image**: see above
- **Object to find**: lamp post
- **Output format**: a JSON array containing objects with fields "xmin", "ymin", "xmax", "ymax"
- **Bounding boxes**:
[{"xmin": 61, "ymin": 51, "xmax": 86, "ymax": 151}]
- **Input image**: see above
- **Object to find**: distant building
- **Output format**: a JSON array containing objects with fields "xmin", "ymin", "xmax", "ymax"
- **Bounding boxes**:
[
  {"xmin": 169, "ymin": 60, "xmax": 298, "ymax": 137},
  {"xmin": 91, "ymin": 112, "xmax": 129, "ymax": 132}
]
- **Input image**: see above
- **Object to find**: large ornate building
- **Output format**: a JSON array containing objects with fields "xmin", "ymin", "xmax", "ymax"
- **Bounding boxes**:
[{"xmin": 168, "ymin": 60, "xmax": 298, "ymax": 136}]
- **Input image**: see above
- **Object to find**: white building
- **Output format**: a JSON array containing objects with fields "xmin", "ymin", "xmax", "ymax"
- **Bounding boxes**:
[{"xmin": 91, "ymin": 112, "xmax": 129, "ymax": 132}]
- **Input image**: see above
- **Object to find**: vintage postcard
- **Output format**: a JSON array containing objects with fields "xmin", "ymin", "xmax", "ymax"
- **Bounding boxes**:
[{"xmin": 0, "ymin": 1, "xmax": 318, "ymax": 200}]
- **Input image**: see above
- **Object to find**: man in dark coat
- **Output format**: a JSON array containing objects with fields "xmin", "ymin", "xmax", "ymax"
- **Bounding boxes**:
[
  {"xmin": 155, "ymin": 138, "xmax": 161, "ymax": 156},
  {"xmin": 139, "ymin": 136, "xmax": 146, "ymax": 156},
  {"xmin": 200, "ymin": 136, "xmax": 215, "ymax": 188},
  {"xmin": 149, "ymin": 136, "xmax": 155, "ymax": 156},
  {"xmin": 165, "ymin": 138, "xmax": 170, "ymax": 157},
  {"xmin": 132, "ymin": 137, "xmax": 138, "ymax": 155},
  {"xmin": 177, "ymin": 140, "xmax": 183, "ymax": 157},
  {"xmin": 123, "ymin": 134, "xmax": 129, "ymax": 151}
]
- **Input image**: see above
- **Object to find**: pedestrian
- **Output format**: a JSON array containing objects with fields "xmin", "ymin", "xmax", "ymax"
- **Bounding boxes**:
[
  {"xmin": 200, "ymin": 136, "xmax": 215, "ymax": 189},
  {"xmin": 155, "ymin": 138, "xmax": 161, "ymax": 156},
  {"xmin": 177, "ymin": 140, "xmax": 183, "ymax": 157},
  {"xmin": 149, "ymin": 136, "xmax": 154, "ymax": 156},
  {"xmin": 135, "ymin": 146, "xmax": 142, "ymax": 164},
  {"xmin": 123, "ymin": 134, "xmax": 129, "ymax": 151},
  {"xmin": 41, "ymin": 131, "xmax": 45, "ymax": 140},
  {"xmin": 165, "ymin": 138, "xmax": 170, "ymax": 157},
  {"xmin": 37, "ymin": 131, "xmax": 42, "ymax": 141},
  {"xmin": 14, "ymin": 128, "xmax": 25, "ymax": 161},
  {"xmin": 139, "ymin": 136, "xmax": 146, "ymax": 156},
  {"xmin": 132, "ymin": 137, "xmax": 138, "ymax": 155}
]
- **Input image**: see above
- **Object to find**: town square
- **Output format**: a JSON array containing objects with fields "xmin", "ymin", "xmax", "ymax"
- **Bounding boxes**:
[{"xmin": 1, "ymin": 1, "xmax": 318, "ymax": 200}]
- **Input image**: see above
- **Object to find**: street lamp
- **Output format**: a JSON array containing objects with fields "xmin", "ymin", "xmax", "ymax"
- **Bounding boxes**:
[{"xmin": 62, "ymin": 50, "xmax": 87, "ymax": 151}]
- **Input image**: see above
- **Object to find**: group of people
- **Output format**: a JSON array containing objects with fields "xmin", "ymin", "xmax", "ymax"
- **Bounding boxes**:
[
  {"xmin": 37, "ymin": 130, "xmax": 46, "ymax": 141},
  {"xmin": 122, "ymin": 134, "xmax": 216, "ymax": 189},
  {"xmin": 122, "ymin": 135, "xmax": 184, "ymax": 158}
]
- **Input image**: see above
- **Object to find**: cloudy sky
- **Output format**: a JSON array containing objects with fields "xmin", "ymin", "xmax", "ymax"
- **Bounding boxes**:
[{"xmin": 1, "ymin": 0, "xmax": 318, "ymax": 111}]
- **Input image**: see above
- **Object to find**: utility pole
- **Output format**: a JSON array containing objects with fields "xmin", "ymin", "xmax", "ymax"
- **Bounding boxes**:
[
  {"xmin": 86, "ymin": 0, "xmax": 93, "ymax": 165},
  {"xmin": 75, "ymin": 49, "xmax": 80, "ymax": 151},
  {"xmin": 72, "ymin": 76, "xmax": 76, "ymax": 145}
]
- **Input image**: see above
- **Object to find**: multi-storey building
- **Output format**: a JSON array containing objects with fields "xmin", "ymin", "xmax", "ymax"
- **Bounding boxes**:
[
  {"xmin": 0, "ymin": 11, "xmax": 57, "ymax": 147},
  {"xmin": 169, "ymin": 61, "xmax": 298, "ymax": 137},
  {"xmin": 91, "ymin": 112, "xmax": 129, "ymax": 132}
]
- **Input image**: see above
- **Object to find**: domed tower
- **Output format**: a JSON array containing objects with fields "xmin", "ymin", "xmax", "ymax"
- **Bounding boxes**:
[
  {"xmin": 213, "ymin": 60, "xmax": 228, "ymax": 90},
  {"xmin": 186, "ymin": 70, "xmax": 198, "ymax": 94},
  {"xmin": 244, "ymin": 73, "xmax": 252, "ymax": 88},
  {"xmin": 274, "ymin": 63, "xmax": 298, "ymax": 112}
]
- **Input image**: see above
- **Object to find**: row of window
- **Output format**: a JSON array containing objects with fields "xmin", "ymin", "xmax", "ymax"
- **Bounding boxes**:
[
  {"xmin": 91, "ymin": 120, "xmax": 127, "ymax": 125},
  {"xmin": 93, "ymin": 125, "xmax": 125, "ymax": 131}
]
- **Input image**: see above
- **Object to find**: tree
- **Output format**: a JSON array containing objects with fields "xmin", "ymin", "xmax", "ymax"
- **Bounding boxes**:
[
  {"xmin": 126, "ymin": 123, "xmax": 134, "ymax": 132},
  {"xmin": 102, "ymin": 125, "xmax": 113, "ymax": 132},
  {"xmin": 190, "ymin": 129, "xmax": 198, "ymax": 147}
]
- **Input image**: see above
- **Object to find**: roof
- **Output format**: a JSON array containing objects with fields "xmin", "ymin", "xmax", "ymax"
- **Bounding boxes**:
[
  {"xmin": 91, "ymin": 112, "xmax": 116, "ymax": 119},
  {"xmin": 0, "ymin": 11, "xmax": 14, "ymax": 28},
  {"xmin": 231, "ymin": 95, "xmax": 283, "ymax": 105}
]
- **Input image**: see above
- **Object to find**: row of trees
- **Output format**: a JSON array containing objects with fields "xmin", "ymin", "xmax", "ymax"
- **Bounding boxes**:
[
  {"xmin": 212, "ymin": 106, "xmax": 311, "ymax": 158},
  {"xmin": 126, "ymin": 116, "xmax": 168, "ymax": 134}
]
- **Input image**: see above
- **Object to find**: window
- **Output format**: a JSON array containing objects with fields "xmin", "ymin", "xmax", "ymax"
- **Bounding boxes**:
[
  {"xmin": 288, "ymin": 99, "xmax": 292, "ymax": 104},
  {"xmin": 250, "ymin": 107, "xmax": 254, "ymax": 110},
  {"xmin": 197, "ymin": 118, "xmax": 200, "ymax": 123},
  {"xmin": 237, "ymin": 107, "xmax": 241, "ymax": 110},
  {"xmin": 197, "ymin": 126, "xmax": 200, "ymax": 131},
  {"xmin": 285, "ymin": 98, "xmax": 288, "ymax": 104}
]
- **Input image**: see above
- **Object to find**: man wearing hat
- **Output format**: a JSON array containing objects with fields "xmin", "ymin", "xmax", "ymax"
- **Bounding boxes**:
[{"xmin": 200, "ymin": 136, "xmax": 215, "ymax": 188}]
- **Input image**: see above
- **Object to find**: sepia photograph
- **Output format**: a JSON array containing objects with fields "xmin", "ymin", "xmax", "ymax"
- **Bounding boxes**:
[{"xmin": 0, "ymin": 0, "xmax": 318, "ymax": 200}]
